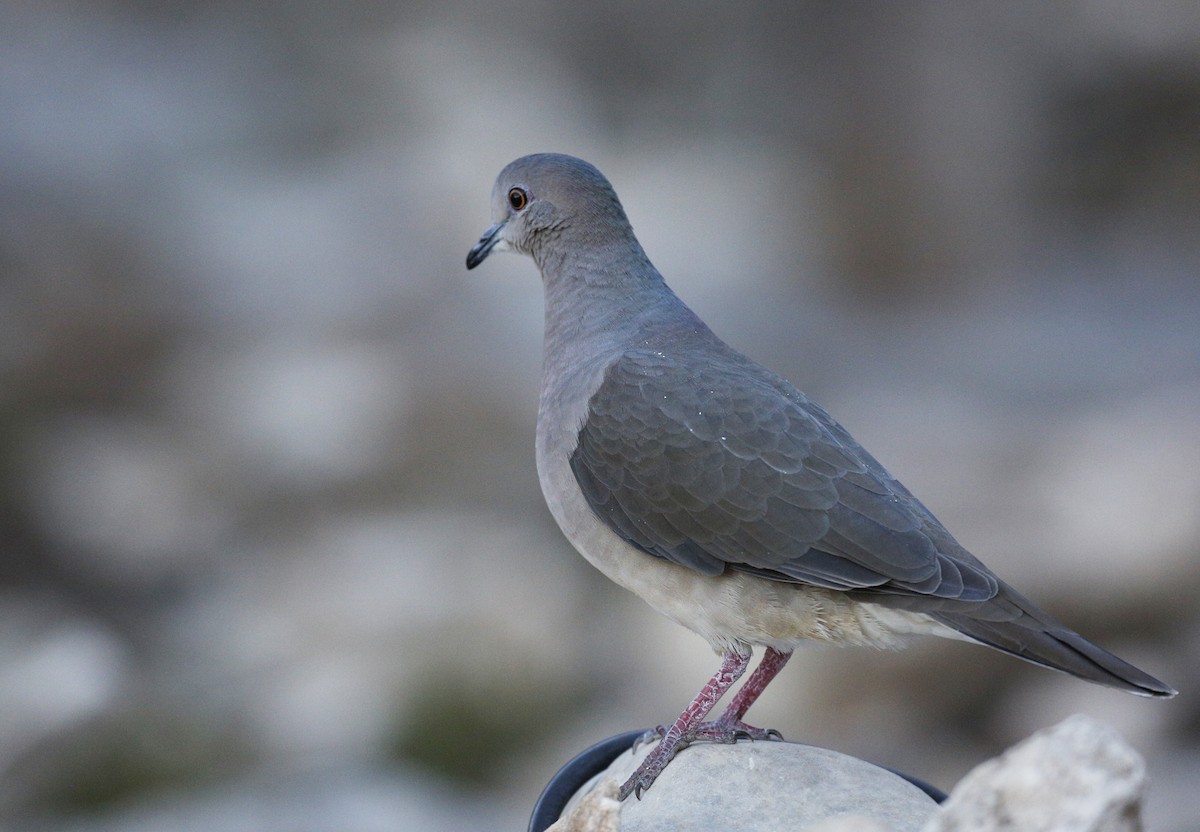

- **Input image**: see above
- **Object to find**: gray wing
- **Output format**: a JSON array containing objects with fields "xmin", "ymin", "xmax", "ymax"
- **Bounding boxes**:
[
  {"xmin": 570, "ymin": 347, "xmax": 1177, "ymax": 697},
  {"xmin": 569, "ymin": 347, "xmax": 1000, "ymax": 602}
]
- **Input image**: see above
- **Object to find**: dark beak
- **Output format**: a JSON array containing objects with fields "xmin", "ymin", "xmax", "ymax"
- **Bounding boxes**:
[{"xmin": 466, "ymin": 222, "xmax": 505, "ymax": 270}]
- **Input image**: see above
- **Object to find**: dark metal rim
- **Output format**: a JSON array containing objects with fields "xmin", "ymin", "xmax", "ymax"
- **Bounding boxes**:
[{"xmin": 528, "ymin": 730, "xmax": 645, "ymax": 832}]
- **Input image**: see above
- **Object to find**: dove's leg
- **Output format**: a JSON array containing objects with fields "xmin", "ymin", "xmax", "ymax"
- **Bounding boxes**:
[
  {"xmin": 698, "ymin": 646, "xmax": 791, "ymax": 740},
  {"xmin": 634, "ymin": 647, "xmax": 792, "ymax": 749},
  {"xmin": 618, "ymin": 650, "xmax": 750, "ymax": 800}
]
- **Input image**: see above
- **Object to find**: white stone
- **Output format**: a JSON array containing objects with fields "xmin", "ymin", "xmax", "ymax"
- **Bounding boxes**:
[
  {"xmin": 923, "ymin": 714, "xmax": 1146, "ymax": 832},
  {"xmin": 558, "ymin": 740, "xmax": 936, "ymax": 832}
]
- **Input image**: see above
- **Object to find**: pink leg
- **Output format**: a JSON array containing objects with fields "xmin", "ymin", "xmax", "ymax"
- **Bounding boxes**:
[
  {"xmin": 618, "ymin": 650, "xmax": 751, "ymax": 800},
  {"xmin": 710, "ymin": 646, "xmax": 792, "ymax": 735},
  {"xmin": 633, "ymin": 648, "xmax": 791, "ymax": 752}
]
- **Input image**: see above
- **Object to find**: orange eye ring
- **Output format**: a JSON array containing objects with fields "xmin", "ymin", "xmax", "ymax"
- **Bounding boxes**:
[{"xmin": 508, "ymin": 187, "xmax": 528, "ymax": 211}]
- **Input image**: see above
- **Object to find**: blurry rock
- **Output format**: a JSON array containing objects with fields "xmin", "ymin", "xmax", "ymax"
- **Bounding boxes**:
[
  {"xmin": 549, "ymin": 776, "xmax": 621, "ymax": 832},
  {"xmin": 924, "ymin": 714, "xmax": 1146, "ymax": 832},
  {"xmin": 22, "ymin": 416, "xmax": 233, "ymax": 586},
  {"xmin": 560, "ymin": 741, "xmax": 936, "ymax": 832},
  {"xmin": 0, "ymin": 603, "xmax": 127, "ymax": 777}
]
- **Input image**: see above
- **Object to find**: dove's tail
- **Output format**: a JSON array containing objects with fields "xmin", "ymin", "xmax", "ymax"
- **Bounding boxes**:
[{"xmin": 931, "ymin": 584, "xmax": 1176, "ymax": 698}]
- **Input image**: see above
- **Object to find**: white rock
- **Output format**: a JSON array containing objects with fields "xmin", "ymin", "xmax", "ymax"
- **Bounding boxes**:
[
  {"xmin": 924, "ymin": 714, "xmax": 1146, "ymax": 832},
  {"xmin": 549, "ymin": 777, "xmax": 622, "ymax": 832},
  {"xmin": 558, "ymin": 740, "xmax": 936, "ymax": 832}
]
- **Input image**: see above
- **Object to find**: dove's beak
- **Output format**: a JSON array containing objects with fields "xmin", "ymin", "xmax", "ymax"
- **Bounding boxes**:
[{"xmin": 466, "ymin": 222, "xmax": 506, "ymax": 270}]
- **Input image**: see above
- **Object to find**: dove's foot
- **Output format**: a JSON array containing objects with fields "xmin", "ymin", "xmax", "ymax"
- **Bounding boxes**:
[
  {"xmin": 619, "ymin": 728, "xmax": 689, "ymax": 800},
  {"xmin": 618, "ymin": 717, "xmax": 783, "ymax": 799},
  {"xmin": 617, "ymin": 648, "xmax": 795, "ymax": 799},
  {"xmin": 690, "ymin": 717, "xmax": 783, "ymax": 743}
]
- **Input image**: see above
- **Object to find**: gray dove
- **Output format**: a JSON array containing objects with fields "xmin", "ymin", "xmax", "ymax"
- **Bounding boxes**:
[{"xmin": 465, "ymin": 153, "xmax": 1175, "ymax": 800}]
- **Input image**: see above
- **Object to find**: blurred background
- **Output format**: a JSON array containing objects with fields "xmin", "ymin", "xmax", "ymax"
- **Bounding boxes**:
[{"xmin": 1, "ymin": 1, "xmax": 1198, "ymax": 829}]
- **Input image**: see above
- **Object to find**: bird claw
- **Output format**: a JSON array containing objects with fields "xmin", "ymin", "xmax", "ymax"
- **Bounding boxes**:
[
  {"xmin": 690, "ymin": 718, "xmax": 784, "ymax": 744},
  {"xmin": 630, "ymin": 724, "xmax": 668, "ymax": 752},
  {"xmin": 618, "ymin": 719, "xmax": 783, "ymax": 799},
  {"xmin": 621, "ymin": 775, "xmax": 649, "ymax": 801},
  {"xmin": 620, "ymin": 735, "xmax": 687, "ymax": 800}
]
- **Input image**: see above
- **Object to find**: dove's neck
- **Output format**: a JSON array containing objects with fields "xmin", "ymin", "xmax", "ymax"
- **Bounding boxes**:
[
  {"xmin": 538, "ymin": 241, "xmax": 714, "ymax": 429},
  {"xmin": 542, "ymin": 243, "xmax": 705, "ymax": 355}
]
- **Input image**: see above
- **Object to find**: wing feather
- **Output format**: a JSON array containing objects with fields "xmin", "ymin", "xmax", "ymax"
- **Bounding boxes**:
[{"xmin": 569, "ymin": 348, "xmax": 1000, "ymax": 601}]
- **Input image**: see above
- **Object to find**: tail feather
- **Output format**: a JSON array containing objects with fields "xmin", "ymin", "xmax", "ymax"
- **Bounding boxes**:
[{"xmin": 930, "ymin": 585, "xmax": 1176, "ymax": 698}]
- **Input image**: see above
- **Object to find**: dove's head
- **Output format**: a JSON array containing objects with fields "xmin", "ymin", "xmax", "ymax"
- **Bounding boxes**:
[{"xmin": 466, "ymin": 154, "xmax": 637, "ymax": 272}]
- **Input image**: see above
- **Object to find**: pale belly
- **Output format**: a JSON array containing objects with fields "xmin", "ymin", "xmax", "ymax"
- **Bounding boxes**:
[{"xmin": 536, "ymin": 438, "xmax": 964, "ymax": 656}]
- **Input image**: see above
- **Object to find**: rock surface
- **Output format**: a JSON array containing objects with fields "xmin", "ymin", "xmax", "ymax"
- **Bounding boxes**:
[
  {"xmin": 550, "ymin": 715, "xmax": 1150, "ymax": 832},
  {"xmin": 924, "ymin": 713, "xmax": 1147, "ymax": 832},
  {"xmin": 553, "ymin": 740, "xmax": 938, "ymax": 832}
]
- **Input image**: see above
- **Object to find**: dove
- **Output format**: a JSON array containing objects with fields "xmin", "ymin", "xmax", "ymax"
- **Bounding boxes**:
[{"xmin": 466, "ymin": 153, "xmax": 1175, "ymax": 799}]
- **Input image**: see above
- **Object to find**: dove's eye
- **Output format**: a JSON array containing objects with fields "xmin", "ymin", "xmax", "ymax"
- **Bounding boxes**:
[{"xmin": 508, "ymin": 188, "xmax": 528, "ymax": 211}]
